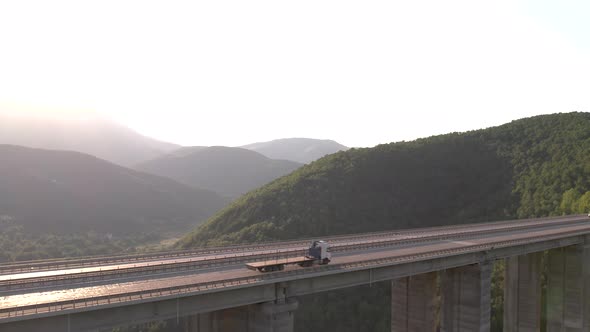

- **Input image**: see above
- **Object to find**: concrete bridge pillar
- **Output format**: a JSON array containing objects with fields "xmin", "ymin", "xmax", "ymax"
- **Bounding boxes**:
[
  {"xmin": 503, "ymin": 252, "xmax": 542, "ymax": 332},
  {"xmin": 183, "ymin": 299, "xmax": 298, "ymax": 332},
  {"xmin": 247, "ymin": 299, "xmax": 298, "ymax": 332},
  {"xmin": 546, "ymin": 244, "xmax": 590, "ymax": 332},
  {"xmin": 183, "ymin": 311, "xmax": 216, "ymax": 332},
  {"xmin": 441, "ymin": 262, "xmax": 491, "ymax": 332},
  {"xmin": 183, "ymin": 308, "xmax": 248, "ymax": 332},
  {"xmin": 391, "ymin": 272, "xmax": 438, "ymax": 332}
]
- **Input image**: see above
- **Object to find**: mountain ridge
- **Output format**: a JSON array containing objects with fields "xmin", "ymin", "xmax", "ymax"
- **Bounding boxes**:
[
  {"xmin": 137, "ymin": 146, "xmax": 302, "ymax": 198},
  {"xmin": 241, "ymin": 138, "xmax": 348, "ymax": 163},
  {"xmin": 0, "ymin": 144, "xmax": 227, "ymax": 234},
  {"xmin": 0, "ymin": 114, "xmax": 179, "ymax": 166}
]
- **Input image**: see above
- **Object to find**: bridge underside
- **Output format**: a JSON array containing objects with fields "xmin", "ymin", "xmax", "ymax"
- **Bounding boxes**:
[
  {"xmin": 440, "ymin": 262, "xmax": 491, "ymax": 332},
  {"xmin": 546, "ymin": 245, "xmax": 590, "ymax": 331},
  {"xmin": 183, "ymin": 300, "xmax": 298, "ymax": 332},
  {"xmin": 503, "ymin": 252, "xmax": 542, "ymax": 332},
  {"xmin": 391, "ymin": 272, "xmax": 437, "ymax": 332}
]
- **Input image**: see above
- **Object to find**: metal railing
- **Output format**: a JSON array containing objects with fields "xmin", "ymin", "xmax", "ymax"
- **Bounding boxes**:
[
  {"xmin": 1, "ymin": 215, "xmax": 583, "ymax": 275},
  {"xmin": 2, "ymin": 216, "xmax": 588, "ymax": 293},
  {"xmin": 1, "ymin": 223, "xmax": 589, "ymax": 321}
]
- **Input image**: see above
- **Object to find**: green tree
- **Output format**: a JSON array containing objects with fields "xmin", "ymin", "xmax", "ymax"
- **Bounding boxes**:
[
  {"xmin": 559, "ymin": 189, "xmax": 580, "ymax": 214},
  {"xmin": 576, "ymin": 191, "xmax": 590, "ymax": 213}
]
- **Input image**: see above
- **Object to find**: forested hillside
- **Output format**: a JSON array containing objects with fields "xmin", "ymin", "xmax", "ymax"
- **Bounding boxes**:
[
  {"xmin": 181, "ymin": 113, "xmax": 590, "ymax": 247},
  {"xmin": 137, "ymin": 146, "xmax": 302, "ymax": 198},
  {"xmin": 178, "ymin": 112, "xmax": 590, "ymax": 332},
  {"xmin": 0, "ymin": 145, "xmax": 227, "ymax": 235}
]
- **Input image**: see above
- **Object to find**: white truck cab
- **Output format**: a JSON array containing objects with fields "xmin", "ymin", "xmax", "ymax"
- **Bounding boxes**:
[{"xmin": 307, "ymin": 240, "xmax": 332, "ymax": 264}]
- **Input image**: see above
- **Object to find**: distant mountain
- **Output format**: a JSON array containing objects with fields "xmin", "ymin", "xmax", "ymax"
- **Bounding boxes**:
[
  {"xmin": 0, "ymin": 145, "xmax": 227, "ymax": 234},
  {"xmin": 241, "ymin": 138, "xmax": 348, "ymax": 164},
  {"xmin": 0, "ymin": 114, "xmax": 180, "ymax": 166},
  {"xmin": 137, "ymin": 146, "xmax": 302, "ymax": 198}
]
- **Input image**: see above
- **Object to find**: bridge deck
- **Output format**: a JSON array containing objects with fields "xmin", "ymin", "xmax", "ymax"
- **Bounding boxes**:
[{"xmin": 1, "ymin": 217, "xmax": 589, "ymax": 315}]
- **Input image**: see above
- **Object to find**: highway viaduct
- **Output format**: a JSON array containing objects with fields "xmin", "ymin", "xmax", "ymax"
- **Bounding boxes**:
[{"xmin": 1, "ymin": 215, "xmax": 590, "ymax": 332}]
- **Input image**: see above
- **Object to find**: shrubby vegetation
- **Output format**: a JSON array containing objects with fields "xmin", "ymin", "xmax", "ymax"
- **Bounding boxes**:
[
  {"xmin": 559, "ymin": 188, "xmax": 590, "ymax": 215},
  {"xmin": 0, "ymin": 223, "xmax": 172, "ymax": 263},
  {"xmin": 178, "ymin": 112, "xmax": 590, "ymax": 332}
]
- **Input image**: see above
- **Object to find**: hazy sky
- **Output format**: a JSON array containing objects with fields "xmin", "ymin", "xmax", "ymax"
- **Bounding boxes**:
[{"xmin": 1, "ymin": 0, "xmax": 589, "ymax": 147}]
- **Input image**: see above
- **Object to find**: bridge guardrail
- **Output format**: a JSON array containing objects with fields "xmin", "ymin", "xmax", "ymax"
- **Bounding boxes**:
[
  {"xmin": 2, "ymin": 217, "xmax": 589, "ymax": 293},
  {"xmin": 0, "ymin": 249, "xmax": 309, "ymax": 292},
  {"xmin": 1, "ymin": 224, "xmax": 589, "ymax": 321},
  {"xmin": 1, "ymin": 215, "xmax": 583, "ymax": 275}
]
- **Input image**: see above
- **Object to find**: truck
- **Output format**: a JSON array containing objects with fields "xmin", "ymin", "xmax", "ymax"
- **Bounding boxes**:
[{"xmin": 246, "ymin": 240, "xmax": 332, "ymax": 272}]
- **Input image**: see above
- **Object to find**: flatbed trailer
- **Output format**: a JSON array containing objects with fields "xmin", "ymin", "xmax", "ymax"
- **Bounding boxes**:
[
  {"xmin": 246, "ymin": 240, "xmax": 332, "ymax": 273},
  {"xmin": 245, "ymin": 256, "xmax": 315, "ymax": 272}
]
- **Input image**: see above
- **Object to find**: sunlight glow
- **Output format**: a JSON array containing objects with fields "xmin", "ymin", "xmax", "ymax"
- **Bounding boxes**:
[{"xmin": 1, "ymin": 0, "xmax": 589, "ymax": 147}]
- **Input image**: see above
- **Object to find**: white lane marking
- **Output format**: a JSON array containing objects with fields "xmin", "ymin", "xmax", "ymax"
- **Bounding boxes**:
[{"xmin": 446, "ymin": 240, "xmax": 477, "ymax": 246}]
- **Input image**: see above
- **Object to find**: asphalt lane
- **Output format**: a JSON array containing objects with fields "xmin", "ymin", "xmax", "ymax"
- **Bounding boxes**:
[
  {"xmin": 2, "ymin": 218, "xmax": 589, "ymax": 309},
  {"xmin": 2, "ymin": 215, "xmax": 585, "ymax": 283}
]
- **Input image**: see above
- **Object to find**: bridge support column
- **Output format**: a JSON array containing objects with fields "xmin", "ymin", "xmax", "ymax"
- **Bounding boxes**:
[
  {"xmin": 183, "ymin": 299, "xmax": 297, "ymax": 332},
  {"xmin": 546, "ymin": 244, "xmax": 590, "ymax": 332},
  {"xmin": 391, "ymin": 272, "xmax": 437, "ymax": 332},
  {"xmin": 503, "ymin": 252, "xmax": 542, "ymax": 332},
  {"xmin": 247, "ymin": 299, "xmax": 298, "ymax": 332},
  {"xmin": 184, "ymin": 299, "xmax": 298, "ymax": 332},
  {"xmin": 183, "ymin": 307, "xmax": 249, "ymax": 332},
  {"xmin": 441, "ymin": 262, "xmax": 491, "ymax": 332},
  {"xmin": 183, "ymin": 311, "xmax": 215, "ymax": 332}
]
